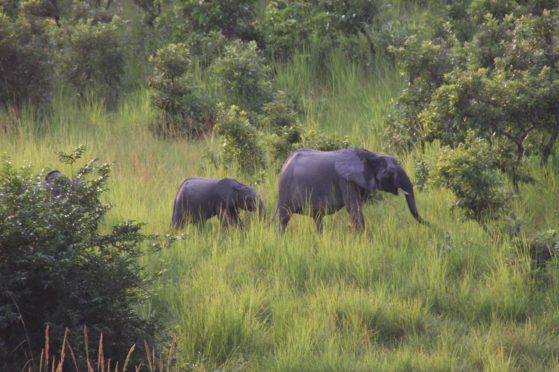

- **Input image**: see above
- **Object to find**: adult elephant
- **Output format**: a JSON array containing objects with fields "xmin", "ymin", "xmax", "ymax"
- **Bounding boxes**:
[
  {"xmin": 172, "ymin": 177, "xmax": 264, "ymax": 229},
  {"xmin": 276, "ymin": 148, "xmax": 426, "ymax": 233},
  {"xmin": 41, "ymin": 170, "xmax": 81, "ymax": 196}
]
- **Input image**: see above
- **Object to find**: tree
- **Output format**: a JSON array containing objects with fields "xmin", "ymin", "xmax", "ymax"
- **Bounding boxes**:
[
  {"xmin": 387, "ymin": 5, "xmax": 559, "ymax": 186},
  {"xmin": 0, "ymin": 147, "xmax": 169, "ymax": 370},
  {"xmin": 0, "ymin": 2, "xmax": 55, "ymax": 110}
]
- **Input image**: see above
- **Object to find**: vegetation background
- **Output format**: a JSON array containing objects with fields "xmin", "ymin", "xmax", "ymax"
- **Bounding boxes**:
[{"xmin": 1, "ymin": 0, "xmax": 559, "ymax": 370}]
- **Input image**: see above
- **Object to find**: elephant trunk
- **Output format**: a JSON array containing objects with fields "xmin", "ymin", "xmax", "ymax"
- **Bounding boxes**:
[{"xmin": 397, "ymin": 168, "xmax": 427, "ymax": 225}]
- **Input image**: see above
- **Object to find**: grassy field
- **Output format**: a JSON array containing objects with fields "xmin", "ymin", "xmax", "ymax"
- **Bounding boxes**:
[{"xmin": 2, "ymin": 51, "xmax": 559, "ymax": 370}]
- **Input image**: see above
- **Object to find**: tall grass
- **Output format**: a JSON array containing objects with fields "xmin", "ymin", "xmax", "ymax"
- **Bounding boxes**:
[{"xmin": 2, "ymin": 46, "xmax": 559, "ymax": 370}]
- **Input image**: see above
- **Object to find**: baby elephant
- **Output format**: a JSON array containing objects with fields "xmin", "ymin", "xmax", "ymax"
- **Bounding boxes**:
[{"xmin": 172, "ymin": 177, "xmax": 264, "ymax": 229}]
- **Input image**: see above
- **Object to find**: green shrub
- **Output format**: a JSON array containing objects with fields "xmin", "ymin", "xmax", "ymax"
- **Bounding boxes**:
[
  {"xmin": 298, "ymin": 129, "xmax": 351, "ymax": 152},
  {"xmin": 388, "ymin": 5, "xmax": 559, "ymax": 172},
  {"xmin": 186, "ymin": 30, "xmax": 227, "ymax": 67},
  {"xmin": 215, "ymin": 104, "xmax": 266, "ymax": 175},
  {"xmin": 259, "ymin": 90, "xmax": 300, "ymax": 132},
  {"xmin": 525, "ymin": 230, "xmax": 559, "ymax": 269},
  {"xmin": 258, "ymin": 0, "xmax": 383, "ymax": 61},
  {"xmin": 258, "ymin": 1, "xmax": 315, "ymax": 60},
  {"xmin": 156, "ymin": 0, "xmax": 259, "ymax": 42},
  {"xmin": 149, "ymin": 43, "xmax": 216, "ymax": 137},
  {"xmin": 432, "ymin": 133, "xmax": 513, "ymax": 223},
  {"xmin": 132, "ymin": 0, "xmax": 160, "ymax": 26},
  {"xmin": 55, "ymin": 15, "xmax": 124, "ymax": 109},
  {"xmin": 0, "ymin": 148, "xmax": 169, "ymax": 370},
  {"xmin": 414, "ymin": 159, "xmax": 430, "ymax": 192},
  {"xmin": 0, "ymin": 4, "xmax": 55, "ymax": 110},
  {"xmin": 211, "ymin": 40, "xmax": 274, "ymax": 113}
]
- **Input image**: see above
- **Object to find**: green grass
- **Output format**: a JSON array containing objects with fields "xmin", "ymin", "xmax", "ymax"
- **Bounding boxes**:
[{"xmin": 2, "ymin": 50, "xmax": 559, "ymax": 371}]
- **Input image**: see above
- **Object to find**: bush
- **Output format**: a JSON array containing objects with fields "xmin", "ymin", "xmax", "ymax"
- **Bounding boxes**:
[
  {"xmin": 170, "ymin": 0, "xmax": 259, "ymax": 40},
  {"xmin": 259, "ymin": 90, "xmax": 299, "ymax": 131},
  {"xmin": 149, "ymin": 43, "xmax": 216, "ymax": 137},
  {"xmin": 0, "ymin": 148, "xmax": 169, "ymax": 370},
  {"xmin": 298, "ymin": 129, "xmax": 351, "ymax": 152},
  {"xmin": 526, "ymin": 230, "xmax": 559, "ymax": 269},
  {"xmin": 0, "ymin": 4, "xmax": 55, "ymax": 110},
  {"xmin": 215, "ymin": 104, "xmax": 266, "ymax": 175},
  {"xmin": 387, "ymin": 5, "xmax": 559, "ymax": 172},
  {"xmin": 211, "ymin": 40, "xmax": 274, "ymax": 112},
  {"xmin": 431, "ymin": 133, "xmax": 513, "ymax": 223},
  {"xmin": 186, "ymin": 30, "xmax": 227, "ymax": 67},
  {"xmin": 258, "ymin": 1, "xmax": 315, "ymax": 60},
  {"xmin": 55, "ymin": 15, "xmax": 125, "ymax": 109}
]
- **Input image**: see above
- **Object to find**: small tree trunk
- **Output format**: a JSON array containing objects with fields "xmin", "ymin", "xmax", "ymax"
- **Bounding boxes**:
[{"xmin": 541, "ymin": 130, "xmax": 559, "ymax": 165}]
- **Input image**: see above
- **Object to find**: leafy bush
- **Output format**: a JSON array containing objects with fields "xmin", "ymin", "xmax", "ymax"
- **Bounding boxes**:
[
  {"xmin": 298, "ymin": 129, "xmax": 351, "ymax": 152},
  {"xmin": 156, "ymin": 0, "xmax": 259, "ymax": 42},
  {"xmin": 259, "ymin": 90, "xmax": 300, "ymax": 132},
  {"xmin": 414, "ymin": 159, "xmax": 430, "ymax": 192},
  {"xmin": 211, "ymin": 40, "xmax": 273, "ymax": 113},
  {"xmin": 259, "ymin": 91, "xmax": 302, "ymax": 161},
  {"xmin": 258, "ymin": 1, "xmax": 316, "ymax": 60},
  {"xmin": 215, "ymin": 104, "xmax": 266, "ymax": 175},
  {"xmin": 526, "ymin": 230, "xmax": 559, "ymax": 269},
  {"xmin": 0, "ymin": 4, "xmax": 55, "ymax": 109},
  {"xmin": 186, "ymin": 30, "xmax": 227, "ymax": 67},
  {"xmin": 55, "ymin": 15, "xmax": 125, "ymax": 109},
  {"xmin": 385, "ymin": 33, "xmax": 463, "ymax": 151},
  {"xmin": 387, "ymin": 5, "xmax": 559, "ymax": 173},
  {"xmin": 133, "ymin": 0, "xmax": 160, "ymax": 26},
  {"xmin": 0, "ymin": 148, "xmax": 169, "ymax": 370},
  {"xmin": 258, "ymin": 0, "xmax": 385, "ymax": 61},
  {"xmin": 149, "ymin": 43, "xmax": 216, "ymax": 137},
  {"xmin": 431, "ymin": 133, "xmax": 513, "ymax": 223}
]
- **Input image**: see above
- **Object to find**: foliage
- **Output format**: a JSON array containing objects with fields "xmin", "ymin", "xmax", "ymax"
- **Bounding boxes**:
[
  {"xmin": 257, "ymin": 1, "xmax": 313, "ymax": 60},
  {"xmin": 385, "ymin": 32, "xmax": 463, "ymax": 151},
  {"xmin": 414, "ymin": 159, "xmax": 430, "ymax": 191},
  {"xmin": 0, "ymin": 3, "xmax": 55, "ymax": 109},
  {"xmin": 432, "ymin": 133, "xmax": 513, "ymax": 223},
  {"xmin": 149, "ymin": 43, "xmax": 216, "ymax": 137},
  {"xmin": 132, "ymin": 0, "xmax": 160, "ymax": 27},
  {"xmin": 388, "ymin": 5, "xmax": 559, "ymax": 188},
  {"xmin": 259, "ymin": 90, "xmax": 299, "ymax": 132},
  {"xmin": 214, "ymin": 104, "xmax": 266, "ymax": 175},
  {"xmin": 54, "ymin": 15, "xmax": 124, "ymax": 109},
  {"xmin": 211, "ymin": 40, "xmax": 273, "ymax": 113},
  {"xmin": 259, "ymin": 90, "xmax": 302, "ymax": 161},
  {"xmin": 526, "ymin": 229, "xmax": 559, "ymax": 269},
  {"xmin": 186, "ymin": 30, "xmax": 227, "ymax": 67},
  {"xmin": 0, "ymin": 148, "xmax": 169, "ymax": 370},
  {"xmin": 258, "ymin": 0, "xmax": 383, "ymax": 61},
  {"xmin": 156, "ymin": 0, "xmax": 259, "ymax": 42},
  {"xmin": 297, "ymin": 129, "xmax": 351, "ymax": 152},
  {"xmin": 312, "ymin": 0, "xmax": 380, "ymax": 36}
]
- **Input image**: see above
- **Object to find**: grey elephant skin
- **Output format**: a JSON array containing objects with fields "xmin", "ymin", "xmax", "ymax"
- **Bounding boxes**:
[
  {"xmin": 172, "ymin": 177, "xmax": 264, "ymax": 229},
  {"xmin": 276, "ymin": 148, "xmax": 426, "ymax": 232},
  {"xmin": 41, "ymin": 170, "xmax": 80, "ymax": 196}
]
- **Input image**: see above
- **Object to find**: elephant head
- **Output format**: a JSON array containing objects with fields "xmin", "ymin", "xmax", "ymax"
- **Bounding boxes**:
[
  {"xmin": 335, "ymin": 148, "xmax": 426, "ymax": 224},
  {"xmin": 217, "ymin": 179, "xmax": 265, "ymax": 216},
  {"xmin": 41, "ymin": 170, "xmax": 75, "ymax": 197}
]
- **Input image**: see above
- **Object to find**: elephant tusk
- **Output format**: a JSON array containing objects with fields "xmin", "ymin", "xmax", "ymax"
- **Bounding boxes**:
[{"xmin": 398, "ymin": 188, "xmax": 410, "ymax": 196}]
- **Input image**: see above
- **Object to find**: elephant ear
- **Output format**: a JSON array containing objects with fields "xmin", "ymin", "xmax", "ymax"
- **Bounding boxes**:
[
  {"xmin": 334, "ymin": 149, "xmax": 370, "ymax": 189},
  {"xmin": 216, "ymin": 178, "xmax": 240, "ymax": 206}
]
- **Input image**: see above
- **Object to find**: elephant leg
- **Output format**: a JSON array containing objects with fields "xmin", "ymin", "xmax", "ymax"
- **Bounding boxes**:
[
  {"xmin": 278, "ymin": 206, "xmax": 291, "ymax": 234},
  {"xmin": 172, "ymin": 219, "xmax": 184, "ymax": 230},
  {"xmin": 313, "ymin": 213, "xmax": 324, "ymax": 233},
  {"xmin": 347, "ymin": 204, "xmax": 364, "ymax": 232},
  {"xmin": 221, "ymin": 208, "xmax": 242, "ymax": 228},
  {"xmin": 342, "ymin": 184, "xmax": 365, "ymax": 232}
]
